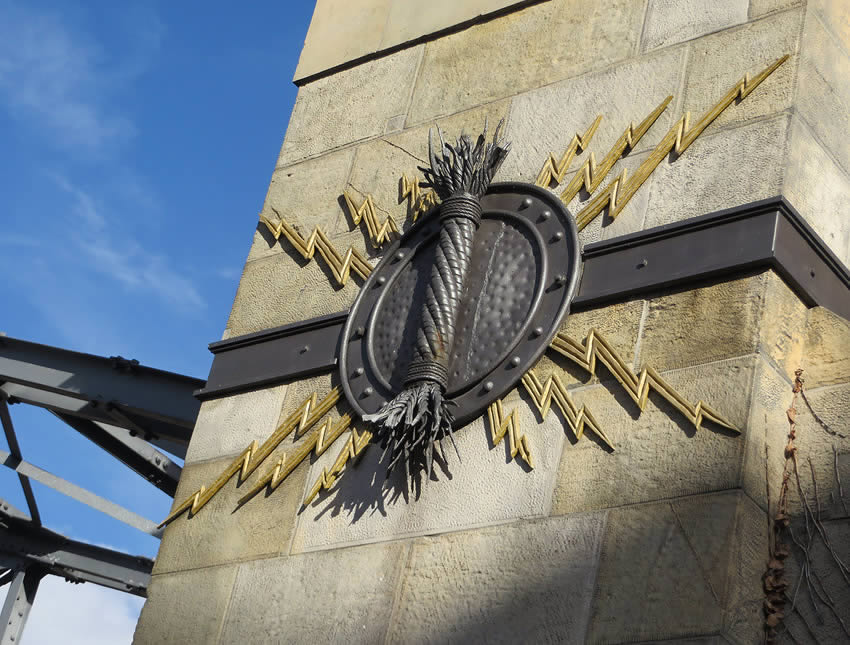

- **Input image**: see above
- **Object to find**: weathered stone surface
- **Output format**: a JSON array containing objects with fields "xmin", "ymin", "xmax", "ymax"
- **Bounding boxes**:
[
  {"xmin": 280, "ymin": 45, "xmax": 423, "ymax": 165},
  {"xmin": 261, "ymin": 147, "xmax": 356, "ymax": 247},
  {"xmin": 749, "ymin": 0, "xmax": 802, "ymax": 18},
  {"xmin": 758, "ymin": 271, "xmax": 809, "ymax": 377},
  {"xmin": 185, "ymin": 383, "xmax": 288, "ymax": 464},
  {"xmin": 682, "ymin": 9, "xmax": 801, "ymax": 131},
  {"xmin": 809, "ymin": 0, "xmax": 850, "ymax": 56},
  {"xmin": 408, "ymin": 0, "xmax": 646, "ymax": 125},
  {"xmin": 637, "ymin": 274, "xmax": 765, "ymax": 372},
  {"xmin": 587, "ymin": 491, "xmax": 766, "ymax": 644},
  {"xmin": 220, "ymin": 543, "xmax": 407, "ymax": 644},
  {"xmin": 133, "ymin": 565, "xmax": 237, "ymax": 645},
  {"xmin": 227, "ymin": 242, "xmax": 364, "ymax": 335},
  {"xmin": 294, "ymin": 0, "xmax": 391, "ymax": 82},
  {"xmin": 276, "ymin": 371, "xmax": 337, "ymax": 423},
  {"xmin": 293, "ymin": 392, "xmax": 565, "ymax": 551},
  {"xmin": 347, "ymin": 100, "xmax": 511, "ymax": 233},
  {"xmin": 790, "ymin": 382, "xmax": 850, "ymax": 518},
  {"xmin": 784, "ymin": 117, "xmax": 850, "ymax": 266},
  {"xmin": 501, "ymin": 45, "xmax": 685, "ymax": 185},
  {"xmin": 552, "ymin": 356, "xmax": 753, "ymax": 515},
  {"xmin": 381, "ymin": 0, "xmax": 532, "ymax": 50},
  {"xmin": 739, "ymin": 358, "xmax": 794, "ymax": 512},
  {"xmin": 630, "ymin": 639, "xmax": 727, "ymax": 645},
  {"xmin": 641, "ymin": 0, "xmax": 748, "ymax": 52},
  {"xmin": 643, "ymin": 114, "xmax": 789, "ymax": 229},
  {"xmin": 587, "ymin": 497, "xmax": 724, "ymax": 642},
  {"xmin": 294, "ymin": 0, "xmax": 532, "ymax": 82},
  {"xmin": 797, "ymin": 10, "xmax": 850, "ymax": 175},
  {"xmin": 154, "ymin": 452, "xmax": 307, "ymax": 573},
  {"xmin": 588, "ymin": 491, "xmax": 768, "ymax": 643},
  {"xmin": 388, "ymin": 512, "xmax": 606, "ymax": 644},
  {"xmin": 802, "ymin": 306, "xmax": 850, "ymax": 388},
  {"xmin": 532, "ymin": 298, "xmax": 646, "ymax": 389},
  {"xmin": 723, "ymin": 495, "xmax": 770, "ymax": 643}
]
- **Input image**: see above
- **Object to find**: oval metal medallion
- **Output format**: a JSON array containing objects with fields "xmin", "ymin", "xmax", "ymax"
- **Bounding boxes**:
[{"xmin": 340, "ymin": 182, "xmax": 580, "ymax": 427}]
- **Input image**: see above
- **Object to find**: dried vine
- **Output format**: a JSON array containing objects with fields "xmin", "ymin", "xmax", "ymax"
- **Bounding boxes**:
[{"xmin": 765, "ymin": 369, "xmax": 850, "ymax": 643}]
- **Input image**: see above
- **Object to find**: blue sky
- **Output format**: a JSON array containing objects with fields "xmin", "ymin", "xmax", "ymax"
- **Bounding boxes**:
[{"xmin": 0, "ymin": 1, "xmax": 315, "ymax": 641}]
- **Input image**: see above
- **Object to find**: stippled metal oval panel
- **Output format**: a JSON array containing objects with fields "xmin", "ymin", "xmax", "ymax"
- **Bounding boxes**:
[{"xmin": 340, "ymin": 182, "xmax": 580, "ymax": 427}]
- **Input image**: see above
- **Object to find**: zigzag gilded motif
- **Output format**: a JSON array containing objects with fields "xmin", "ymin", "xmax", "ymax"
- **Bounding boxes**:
[
  {"xmin": 557, "ymin": 95, "xmax": 672, "ymax": 213},
  {"xmin": 304, "ymin": 427, "xmax": 373, "ymax": 505},
  {"xmin": 260, "ymin": 208, "xmax": 372, "ymax": 286},
  {"xmin": 535, "ymin": 115, "xmax": 602, "ymax": 188},
  {"xmin": 400, "ymin": 173, "xmax": 438, "ymax": 221},
  {"xmin": 573, "ymin": 55, "xmax": 788, "ymax": 231},
  {"xmin": 548, "ymin": 329, "xmax": 739, "ymax": 433},
  {"xmin": 238, "ymin": 411, "xmax": 356, "ymax": 505},
  {"xmin": 158, "ymin": 387, "xmax": 342, "ymax": 527},
  {"xmin": 520, "ymin": 371, "xmax": 613, "ymax": 449},
  {"xmin": 486, "ymin": 400, "xmax": 534, "ymax": 468},
  {"xmin": 343, "ymin": 190, "xmax": 399, "ymax": 247}
]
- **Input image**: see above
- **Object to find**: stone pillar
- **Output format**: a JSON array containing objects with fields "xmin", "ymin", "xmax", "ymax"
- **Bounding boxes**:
[{"xmin": 135, "ymin": 1, "xmax": 850, "ymax": 643}]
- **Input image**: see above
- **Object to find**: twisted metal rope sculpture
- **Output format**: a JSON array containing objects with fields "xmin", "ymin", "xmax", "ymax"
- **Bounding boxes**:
[{"xmin": 364, "ymin": 121, "xmax": 511, "ymax": 479}]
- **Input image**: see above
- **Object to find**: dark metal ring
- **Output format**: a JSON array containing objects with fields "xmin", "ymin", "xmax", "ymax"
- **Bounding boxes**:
[
  {"xmin": 404, "ymin": 360, "xmax": 449, "ymax": 389},
  {"xmin": 439, "ymin": 193, "xmax": 482, "ymax": 228}
]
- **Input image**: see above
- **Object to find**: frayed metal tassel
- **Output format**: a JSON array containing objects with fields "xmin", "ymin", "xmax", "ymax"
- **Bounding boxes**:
[{"xmin": 363, "ymin": 381, "xmax": 459, "ymax": 479}]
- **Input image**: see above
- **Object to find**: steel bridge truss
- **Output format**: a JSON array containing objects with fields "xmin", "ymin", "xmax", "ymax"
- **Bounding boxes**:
[{"xmin": 0, "ymin": 335, "xmax": 203, "ymax": 643}]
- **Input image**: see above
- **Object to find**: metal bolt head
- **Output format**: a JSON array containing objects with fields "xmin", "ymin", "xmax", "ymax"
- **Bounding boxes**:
[
  {"xmin": 395, "ymin": 251, "xmax": 405, "ymax": 261},
  {"xmin": 363, "ymin": 387, "xmax": 374, "ymax": 396},
  {"xmin": 355, "ymin": 326, "xmax": 365, "ymax": 338},
  {"xmin": 484, "ymin": 381, "xmax": 494, "ymax": 392},
  {"xmin": 552, "ymin": 231, "xmax": 564, "ymax": 241},
  {"xmin": 532, "ymin": 326, "xmax": 543, "ymax": 337},
  {"xmin": 510, "ymin": 356, "xmax": 521, "ymax": 366},
  {"xmin": 554, "ymin": 274, "xmax": 567, "ymax": 286},
  {"xmin": 353, "ymin": 367, "xmax": 364, "ymax": 377},
  {"xmin": 520, "ymin": 197, "xmax": 533, "ymax": 209},
  {"xmin": 541, "ymin": 210, "xmax": 551, "ymax": 220},
  {"xmin": 377, "ymin": 276, "xmax": 387, "ymax": 285}
]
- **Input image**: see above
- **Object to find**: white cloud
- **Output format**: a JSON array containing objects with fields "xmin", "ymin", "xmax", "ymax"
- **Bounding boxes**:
[
  {"xmin": 0, "ymin": 575, "xmax": 144, "ymax": 645},
  {"xmin": 76, "ymin": 234, "xmax": 206, "ymax": 313},
  {"xmin": 50, "ymin": 172, "xmax": 106, "ymax": 230},
  {"xmin": 0, "ymin": 2, "xmax": 135, "ymax": 152},
  {"xmin": 45, "ymin": 172, "xmax": 207, "ymax": 313},
  {"xmin": 215, "ymin": 267, "xmax": 241, "ymax": 280}
]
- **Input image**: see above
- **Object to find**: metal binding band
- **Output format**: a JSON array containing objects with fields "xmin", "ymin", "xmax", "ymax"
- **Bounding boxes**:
[{"xmin": 439, "ymin": 193, "xmax": 483, "ymax": 228}]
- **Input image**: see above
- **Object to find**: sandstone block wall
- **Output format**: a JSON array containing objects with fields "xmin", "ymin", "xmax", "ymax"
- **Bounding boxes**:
[{"xmin": 136, "ymin": 1, "xmax": 850, "ymax": 643}]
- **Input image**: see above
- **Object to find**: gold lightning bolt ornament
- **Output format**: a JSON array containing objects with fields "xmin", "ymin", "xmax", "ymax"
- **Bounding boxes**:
[
  {"xmin": 548, "ymin": 330, "xmax": 739, "ymax": 433},
  {"xmin": 487, "ymin": 400, "xmax": 534, "ymax": 468},
  {"xmin": 260, "ymin": 208, "xmax": 372, "ymax": 286},
  {"xmin": 304, "ymin": 427, "xmax": 373, "ymax": 505},
  {"xmin": 400, "ymin": 173, "xmax": 438, "ymax": 221},
  {"xmin": 159, "ymin": 387, "xmax": 342, "ymax": 527},
  {"xmin": 238, "ymin": 412, "xmax": 355, "ymax": 505},
  {"xmin": 521, "ymin": 371, "xmax": 612, "ymax": 449},
  {"xmin": 558, "ymin": 96, "xmax": 672, "ymax": 206},
  {"xmin": 535, "ymin": 115, "xmax": 602, "ymax": 188},
  {"xmin": 574, "ymin": 55, "xmax": 788, "ymax": 231},
  {"xmin": 343, "ymin": 190, "xmax": 399, "ymax": 247}
]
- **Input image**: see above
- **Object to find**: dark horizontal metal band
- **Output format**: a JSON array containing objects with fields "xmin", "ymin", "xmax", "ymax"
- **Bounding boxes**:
[
  {"xmin": 573, "ymin": 195, "xmax": 850, "ymax": 315},
  {"xmin": 195, "ymin": 311, "xmax": 347, "ymax": 400},
  {"xmin": 197, "ymin": 196, "xmax": 850, "ymax": 400}
]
